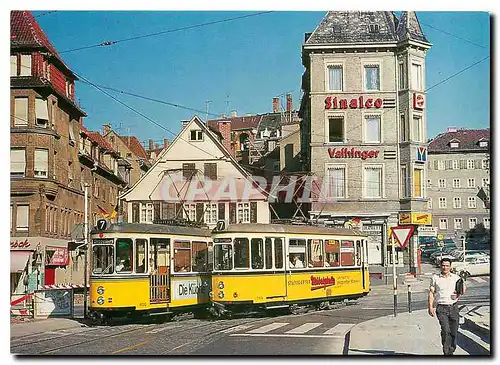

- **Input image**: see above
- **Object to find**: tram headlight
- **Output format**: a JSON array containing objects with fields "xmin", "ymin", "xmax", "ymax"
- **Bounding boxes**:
[
  {"xmin": 97, "ymin": 286, "xmax": 105, "ymax": 295},
  {"xmin": 97, "ymin": 296, "xmax": 105, "ymax": 305},
  {"xmin": 218, "ymin": 291, "xmax": 224, "ymax": 299},
  {"xmin": 218, "ymin": 281, "xmax": 224, "ymax": 289}
]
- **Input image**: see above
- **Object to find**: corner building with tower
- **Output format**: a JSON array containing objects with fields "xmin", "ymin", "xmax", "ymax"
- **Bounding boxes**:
[{"xmin": 299, "ymin": 11, "xmax": 432, "ymax": 272}]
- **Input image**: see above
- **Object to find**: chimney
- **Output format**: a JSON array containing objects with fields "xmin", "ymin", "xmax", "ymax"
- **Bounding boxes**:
[
  {"xmin": 286, "ymin": 93, "xmax": 293, "ymax": 112},
  {"xmin": 148, "ymin": 139, "xmax": 154, "ymax": 151},
  {"xmin": 272, "ymin": 97, "xmax": 279, "ymax": 113},
  {"xmin": 231, "ymin": 110, "xmax": 237, "ymax": 117},
  {"xmin": 217, "ymin": 120, "xmax": 234, "ymax": 156},
  {"xmin": 163, "ymin": 138, "xmax": 169, "ymax": 149},
  {"xmin": 447, "ymin": 127, "xmax": 457, "ymax": 133},
  {"xmin": 181, "ymin": 120, "xmax": 190, "ymax": 129},
  {"xmin": 103, "ymin": 124, "xmax": 111, "ymax": 135}
]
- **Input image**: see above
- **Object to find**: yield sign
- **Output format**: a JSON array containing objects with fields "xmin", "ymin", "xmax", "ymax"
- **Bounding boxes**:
[{"xmin": 391, "ymin": 226, "xmax": 415, "ymax": 247}]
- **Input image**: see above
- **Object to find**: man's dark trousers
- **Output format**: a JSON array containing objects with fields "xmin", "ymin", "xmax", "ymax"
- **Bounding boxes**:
[{"xmin": 436, "ymin": 303, "xmax": 459, "ymax": 355}]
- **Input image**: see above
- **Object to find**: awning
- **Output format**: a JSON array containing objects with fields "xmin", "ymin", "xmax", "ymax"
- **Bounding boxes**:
[{"xmin": 11, "ymin": 251, "xmax": 31, "ymax": 273}]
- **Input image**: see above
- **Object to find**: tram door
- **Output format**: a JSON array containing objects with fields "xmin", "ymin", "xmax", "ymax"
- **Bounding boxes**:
[{"xmin": 150, "ymin": 238, "xmax": 171, "ymax": 303}]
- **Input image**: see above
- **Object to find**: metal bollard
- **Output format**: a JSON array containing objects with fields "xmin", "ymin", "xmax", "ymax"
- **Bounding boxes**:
[
  {"xmin": 407, "ymin": 284, "xmax": 412, "ymax": 313},
  {"xmin": 393, "ymin": 289, "xmax": 398, "ymax": 317}
]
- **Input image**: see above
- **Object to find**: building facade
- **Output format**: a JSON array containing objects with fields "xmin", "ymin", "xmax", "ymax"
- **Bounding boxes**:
[
  {"xmin": 300, "ymin": 11, "xmax": 432, "ymax": 269},
  {"xmin": 427, "ymin": 128, "xmax": 490, "ymax": 238}
]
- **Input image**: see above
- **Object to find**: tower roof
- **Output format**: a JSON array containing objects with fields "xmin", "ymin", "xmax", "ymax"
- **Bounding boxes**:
[{"xmin": 396, "ymin": 11, "xmax": 430, "ymax": 44}]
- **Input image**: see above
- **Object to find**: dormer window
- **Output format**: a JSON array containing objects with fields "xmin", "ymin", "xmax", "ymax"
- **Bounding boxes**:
[
  {"xmin": 368, "ymin": 24, "xmax": 380, "ymax": 34},
  {"xmin": 190, "ymin": 130, "xmax": 203, "ymax": 141},
  {"xmin": 450, "ymin": 141, "xmax": 459, "ymax": 148},
  {"xmin": 479, "ymin": 140, "xmax": 488, "ymax": 147}
]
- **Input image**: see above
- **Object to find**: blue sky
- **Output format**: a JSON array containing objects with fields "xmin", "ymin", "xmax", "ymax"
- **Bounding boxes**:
[{"xmin": 32, "ymin": 10, "xmax": 490, "ymax": 146}]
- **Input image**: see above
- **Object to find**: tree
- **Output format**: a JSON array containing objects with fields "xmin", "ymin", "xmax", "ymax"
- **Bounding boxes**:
[{"xmin": 465, "ymin": 223, "xmax": 490, "ymax": 243}]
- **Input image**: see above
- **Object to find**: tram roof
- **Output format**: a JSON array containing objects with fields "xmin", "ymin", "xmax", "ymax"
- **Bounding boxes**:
[
  {"xmin": 215, "ymin": 223, "xmax": 366, "ymax": 236},
  {"xmin": 91, "ymin": 223, "xmax": 211, "ymax": 237}
]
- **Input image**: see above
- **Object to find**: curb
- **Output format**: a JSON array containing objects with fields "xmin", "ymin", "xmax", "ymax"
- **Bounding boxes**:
[{"xmin": 463, "ymin": 316, "xmax": 490, "ymax": 341}]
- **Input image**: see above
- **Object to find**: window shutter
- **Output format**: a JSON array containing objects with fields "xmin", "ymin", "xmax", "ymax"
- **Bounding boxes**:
[
  {"xmin": 250, "ymin": 202, "xmax": 257, "ymax": 223},
  {"xmin": 10, "ymin": 55, "xmax": 17, "ymax": 76},
  {"xmin": 204, "ymin": 163, "xmax": 217, "ymax": 180},
  {"xmin": 183, "ymin": 163, "xmax": 195, "ymax": 180},
  {"xmin": 16, "ymin": 205, "xmax": 29, "ymax": 230},
  {"xmin": 20, "ymin": 54, "xmax": 31, "ymax": 76},
  {"xmin": 10, "ymin": 149, "xmax": 26, "ymax": 174},
  {"xmin": 175, "ymin": 203, "xmax": 183, "ymax": 218},
  {"xmin": 131, "ymin": 202, "xmax": 140, "ymax": 223},
  {"xmin": 229, "ymin": 203, "xmax": 236, "ymax": 224},
  {"xmin": 459, "ymin": 160, "xmax": 466, "ymax": 169},
  {"xmin": 165, "ymin": 203, "xmax": 175, "ymax": 219},
  {"xmin": 433, "ymin": 160, "xmax": 438, "ymax": 170},
  {"xmin": 160, "ymin": 202, "xmax": 167, "ymax": 220},
  {"xmin": 445, "ymin": 160, "xmax": 452, "ymax": 170},
  {"xmin": 196, "ymin": 203, "xmax": 204, "ymax": 223},
  {"xmin": 218, "ymin": 203, "xmax": 225, "ymax": 220},
  {"xmin": 474, "ymin": 159, "xmax": 481, "ymax": 169},
  {"xmin": 34, "ymin": 149, "xmax": 48, "ymax": 175},
  {"xmin": 14, "ymin": 97, "xmax": 28, "ymax": 126},
  {"xmin": 153, "ymin": 201, "xmax": 160, "ymax": 223},
  {"xmin": 35, "ymin": 99, "xmax": 49, "ymax": 122}
]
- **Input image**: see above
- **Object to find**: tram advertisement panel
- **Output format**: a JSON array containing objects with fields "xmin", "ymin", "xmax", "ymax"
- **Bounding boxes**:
[{"xmin": 172, "ymin": 277, "xmax": 210, "ymax": 301}]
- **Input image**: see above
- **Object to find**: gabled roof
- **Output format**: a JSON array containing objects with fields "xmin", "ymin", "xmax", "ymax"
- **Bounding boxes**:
[
  {"xmin": 80, "ymin": 124, "xmax": 119, "ymax": 154},
  {"xmin": 304, "ymin": 11, "xmax": 398, "ymax": 45},
  {"xmin": 117, "ymin": 136, "xmax": 149, "ymax": 160},
  {"xmin": 396, "ymin": 11, "xmax": 430, "ymax": 44},
  {"xmin": 10, "ymin": 11, "xmax": 75, "ymax": 78},
  {"xmin": 207, "ymin": 115, "xmax": 262, "ymax": 131},
  {"xmin": 428, "ymin": 128, "xmax": 490, "ymax": 153}
]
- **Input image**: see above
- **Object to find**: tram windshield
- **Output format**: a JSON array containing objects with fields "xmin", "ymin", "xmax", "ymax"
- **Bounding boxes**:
[
  {"xmin": 92, "ymin": 244, "xmax": 114, "ymax": 274},
  {"xmin": 214, "ymin": 244, "xmax": 233, "ymax": 270}
]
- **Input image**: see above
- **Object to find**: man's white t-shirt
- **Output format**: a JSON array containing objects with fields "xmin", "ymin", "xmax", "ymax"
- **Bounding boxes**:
[{"xmin": 429, "ymin": 272, "xmax": 461, "ymax": 305}]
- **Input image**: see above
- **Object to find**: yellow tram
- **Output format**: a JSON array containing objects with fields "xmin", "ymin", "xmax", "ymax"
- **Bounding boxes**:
[
  {"xmin": 210, "ymin": 223, "xmax": 370, "ymax": 316},
  {"xmin": 89, "ymin": 221, "xmax": 212, "ymax": 322}
]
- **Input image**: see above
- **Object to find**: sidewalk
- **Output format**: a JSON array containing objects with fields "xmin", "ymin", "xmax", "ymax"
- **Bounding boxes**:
[
  {"xmin": 349, "ymin": 309, "xmax": 490, "ymax": 355},
  {"xmin": 10, "ymin": 317, "xmax": 87, "ymax": 338}
]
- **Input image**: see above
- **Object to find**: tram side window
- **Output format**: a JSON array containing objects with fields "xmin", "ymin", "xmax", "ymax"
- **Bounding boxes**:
[
  {"xmin": 289, "ymin": 239, "xmax": 306, "ymax": 269},
  {"xmin": 325, "ymin": 239, "xmax": 340, "ymax": 267},
  {"xmin": 341, "ymin": 240, "xmax": 355, "ymax": 266},
  {"xmin": 251, "ymin": 238, "xmax": 264, "ymax": 269},
  {"xmin": 116, "ymin": 238, "xmax": 133, "ymax": 273},
  {"xmin": 92, "ymin": 245, "xmax": 114, "ymax": 274},
  {"xmin": 234, "ymin": 238, "xmax": 249, "ymax": 269},
  {"xmin": 192, "ymin": 241, "xmax": 208, "ymax": 272},
  {"xmin": 264, "ymin": 238, "xmax": 273, "ymax": 269},
  {"xmin": 150, "ymin": 238, "xmax": 170, "ymax": 274},
  {"xmin": 174, "ymin": 241, "xmax": 191, "ymax": 272},
  {"xmin": 135, "ymin": 239, "xmax": 147, "ymax": 273},
  {"xmin": 356, "ymin": 240, "xmax": 362, "ymax": 266},
  {"xmin": 274, "ymin": 238, "xmax": 283, "ymax": 269},
  {"xmin": 214, "ymin": 244, "xmax": 233, "ymax": 270},
  {"xmin": 307, "ymin": 239, "xmax": 324, "ymax": 267}
]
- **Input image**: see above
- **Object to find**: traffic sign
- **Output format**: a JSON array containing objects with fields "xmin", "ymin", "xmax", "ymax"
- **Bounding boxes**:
[
  {"xmin": 391, "ymin": 225, "xmax": 415, "ymax": 247},
  {"xmin": 437, "ymin": 234, "xmax": 444, "ymax": 240}
]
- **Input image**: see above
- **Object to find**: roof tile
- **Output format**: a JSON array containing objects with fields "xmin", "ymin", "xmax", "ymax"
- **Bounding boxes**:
[
  {"xmin": 117, "ymin": 135, "xmax": 149, "ymax": 160},
  {"xmin": 428, "ymin": 128, "xmax": 490, "ymax": 153}
]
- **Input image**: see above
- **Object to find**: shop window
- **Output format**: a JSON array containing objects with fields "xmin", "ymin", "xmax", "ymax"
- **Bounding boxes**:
[
  {"xmin": 251, "ymin": 238, "xmax": 264, "ymax": 269},
  {"xmin": 191, "ymin": 241, "xmax": 208, "ymax": 272},
  {"xmin": 325, "ymin": 239, "xmax": 340, "ymax": 267},
  {"xmin": 340, "ymin": 240, "xmax": 355, "ymax": 266},
  {"xmin": 174, "ymin": 241, "xmax": 191, "ymax": 272},
  {"xmin": 234, "ymin": 238, "xmax": 249, "ymax": 269},
  {"xmin": 274, "ymin": 238, "xmax": 283, "ymax": 269},
  {"xmin": 135, "ymin": 239, "xmax": 147, "ymax": 273},
  {"xmin": 115, "ymin": 238, "xmax": 133, "ymax": 273},
  {"xmin": 307, "ymin": 239, "xmax": 324, "ymax": 267},
  {"xmin": 264, "ymin": 238, "xmax": 273, "ymax": 269},
  {"xmin": 289, "ymin": 239, "xmax": 306, "ymax": 269}
]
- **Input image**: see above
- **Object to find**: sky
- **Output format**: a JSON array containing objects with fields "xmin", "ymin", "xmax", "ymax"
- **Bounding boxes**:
[{"xmin": 27, "ymin": 9, "xmax": 491, "ymax": 148}]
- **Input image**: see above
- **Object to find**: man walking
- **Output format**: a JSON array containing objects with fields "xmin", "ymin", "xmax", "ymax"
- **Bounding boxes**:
[{"xmin": 428, "ymin": 257, "xmax": 466, "ymax": 355}]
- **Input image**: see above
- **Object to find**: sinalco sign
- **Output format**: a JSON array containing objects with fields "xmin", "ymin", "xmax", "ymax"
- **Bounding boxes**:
[{"xmin": 325, "ymin": 95, "xmax": 383, "ymax": 110}]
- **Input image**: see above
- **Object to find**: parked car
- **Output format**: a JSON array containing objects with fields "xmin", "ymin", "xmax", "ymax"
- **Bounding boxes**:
[
  {"xmin": 451, "ymin": 256, "xmax": 490, "ymax": 278},
  {"xmin": 454, "ymin": 250, "xmax": 489, "ymax": 262},
  {"xmin": 422, "ymin": 243, "xmax": 456, "ymax": 259}
]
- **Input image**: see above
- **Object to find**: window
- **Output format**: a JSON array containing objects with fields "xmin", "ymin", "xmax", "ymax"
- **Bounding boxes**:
[
  {"xmin": 115, "ymin": 238, "xmax": 133, "ymax": 273},
  {"xmin": 340, "ymin": 240, "xmax": 355, "ymax": 266},
  {"xmin": 10, "ymin": 149, "xmax": 26, "ymax": 177},
  {"xmin": 182, "ymin": 163, "xmax": 196, "ymax": 180},
  {"xmin": 69, "ymin": 124, "xmax": 76, "ymax": 145},
  {"xmin": 307, "ymin": 239, "xmax": 324, "ymax": 267},
  {"xmin": 364, "ymin": 165, "xmax": 383, "ymax": 198},
  {"xmin": 437, "ymin": 160, "xmax": 445, "ymax": 170},
  {"xmin": 413, "ymin": 167, "xmax": 424, "ymax": 198},
  {"xmin": 468, "ymin": 197, "xmax": 476, "ymax": 209},
  {"xmin": 327, "ymin": 116, "xmax": 344, "ymax": 143},
  {"xmin": 467, "ymin": 159, "xmax": 474, "ymax": 169},
  {"xmin": 325, "ymin": 239, "xmax": 340, "ymax": 267},
  {"xmin": 427, "ymin": 179, "xmax": 432, "ymax": 188},
  {"xmin": 438, "ymin": 179, "xmax": 446, "ymax": 189},
  {"xmin": 368, "ymin": 24, "xmax": 380, "ymax": 33},
  {"xmin": 20, "ymin": 55, "xmax": 32, "ymax": 76},
  {"xmin": 327, "ymin": 65, "xmax": 343, "ymax": 91},
  {"xmin": 479, "ymin": 140, "xmax": 488, "ymax": 147},
  {"xmin": 469, "ymin": 217, "xmax": 477, "ymax": 229},
  {"xmin": 400, "ymin": 165, "xmax": 409, "ymax": 198},
  {"xmin": 192, "ymin": 241, "xmax": 208, "ymax": 272},
  {"xmin": 364, "ymin": 65, "xmax": 380, "ymax": 91},
  {"xmin": 10, "ymin": 205, "xmax": 13, "ymax": 231},
  {"xmin": 453, "ymin": 179, "xmax": 460, "ymax": 189},
  {"xmin": 468, "ymin": 178, "xmax": 476, "ymax": 188},
  {"xmin": 10, "ymin": 55, "xmax": 17, "ymax": 76},
  {"xmin": 412, "ymin": 115, "xmax": 424, "ymax": 142},
  {"xmin": 136, "ymin": 239, "xmax": 147, "ymax": 273},
  {"xmin": 453, "ymin": 197, "xmax": 461, "ymax": 209},
  {"xmin": 214, "ymin": 243, "xmax": 233, "ymax": 270},
  {"xmin": 204, "ymin": 163, "xmax": 217, "ymax": 180},
  {"xmin": 204, "ymin": 203, "xmax": 218, "ymax": 225},
  {"xmin": 237, "ymin": 203, "xmax": 250, "ymax": 223},
  {"xmin": 234, "ymin": 238, "xmax": 250, "ymax": 269},
  {"xmin": 483, "ymin": 218, "xmax": 490, "ymax": 229},
  {"xmin": 14, "ymin": 97, "xmax": 28, "ymax": 126},
  {"xmin": 264, "ymin": 238, "xmax": 273, "ymax": 269},
  {"xmin": 35, "ymin": 98, "xmax": 49, "ymax": 127},
  {"xmin": 34, "ymin": 149, "xmax": 49, "ymax": 178},
  {"xmin": 190, "ymin": 130, "xmax": 203, "ymax": 141},
  {"xmin": 92, "ymin": 244, "xmax": 114, "ymax": 274},
  {"xmin": 16, "ymin": 205, "xmax": 29, "ymax": 231},
  {"xmin": 482, "ymin": 159, "xmax": 489, "ymax": 170},
  {"xmin": 140, "ymin": 202, "xmax": 154, "ymax": 223},
  {"xmin": 399, "ymin": 114, "xmax": 407, "ymax": 141},
  {"xmin": 482, "ymin": 178, "xmax": 489, "ymax": 187},
  {"xmin": 398, "ymin": 61, "xmax": 406, "ymax": 89},
  {"xmin": 326, "ymin": 165, "xmax": 346, "ymax": 198},
  {"xmin": 364, "ymin": 115, "xmax": 381, "ymax": 143},
  {"xmin": 251, "ymin": 238, "xmax": 264, "ymax": 269},
  {"xmin": 427, "ymin": 198, "xmax": 432, "ymax": 209},
  {"xmin": 454, "ymin": 218, "xmax": 463, "ymax": 230},
  {"xmin": 274, "ymin": 238, "xmax": 283, "ymax": 269},
  {"xmin": 439, "ymin": 218, "xmax": 448, "ymax": 230},
  {"xmin": 183, "ymin": 203, "xmax": 196, "ymax": 222},
  {"xmin": 452, "ymin": 160, "xmax": 459, "ymax": 170},
  {"xmin": 450, "ymin": 141, "xmax": 459, "ymax": 148},
  {"xmin": 289, "ymin": 239, "xmax": 307, "ymax": 269},
  {"xmin": 174, "ymin": 241, "xmax": 191, "ymax": 272},
  {"xmin": 439, "ymin": 197, "xmax": 447, "ymax": 209},
  {"xmin": 411, "ymin": 62, "xmax": 422, "ymax": 90}
]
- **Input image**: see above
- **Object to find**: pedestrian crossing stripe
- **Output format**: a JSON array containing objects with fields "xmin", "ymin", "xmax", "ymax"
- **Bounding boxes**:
[
  {"xmin": 285, "ymin": 323, "xmax": 322, "ymax": 334},
  {"xmin": 247, "ymin": 323, "xmax": 289, "ymax": 334},
  {"xmin": 228, "ymin": 322, "xmax": 355, "ymax": 339}
]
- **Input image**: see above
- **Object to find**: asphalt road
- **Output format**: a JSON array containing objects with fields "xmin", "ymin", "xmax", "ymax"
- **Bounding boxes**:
[{"xmin": 11, "ymin": 280, "xmax": 490, "ymax": 355}]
